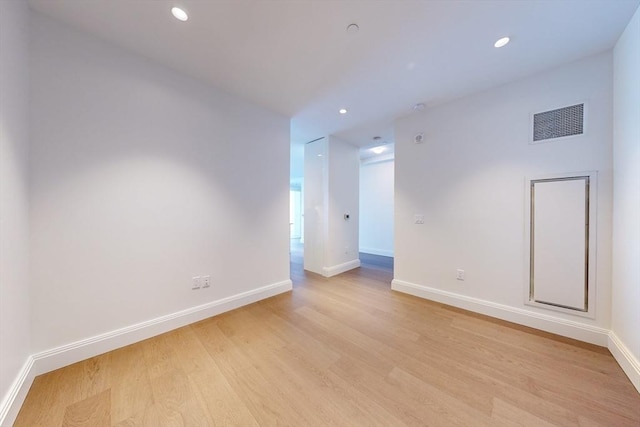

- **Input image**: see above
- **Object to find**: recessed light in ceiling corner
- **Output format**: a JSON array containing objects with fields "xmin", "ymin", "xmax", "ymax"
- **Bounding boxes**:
[
  {"xmin": 171, "ymin": 7, "xmax": 188, "ymax": 22},
  {"xmin": 339, "ymin": 108, "xmax": 348, "ymax": 115},
  {"xmin": 371, "ymin": 146, "xmax": 385, "ymax": 154},
  {"xmin": 494, "ymin": 36, "xmax": 510, "ymax": 48}
]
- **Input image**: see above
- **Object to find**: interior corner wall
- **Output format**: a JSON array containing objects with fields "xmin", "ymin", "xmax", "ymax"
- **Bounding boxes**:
[
  {"xmin": 360, "ymin": 159, "xmax": 394, "ymax": 257},
  {"xmin": 29, "ymin": 12, "xmax": 291, "ymax": 354},
  {"xmin": 394, "ymin": 52, "xmax": 613, "ymax": 342},
  {"xmin": 303, "ymin": 138, "xmax": 327, "ymax": 275},
  {"xmin": 303, "ymin": 136, "xmax": 359, "ymax": 277},
  {"xmin": 612, "ymin": 6, "xmax": 640, "ymax": 375},
  {"xmin": 0, "ymin": 0, "xmax": 32, "ymax": 418},
  {"xmin": 326, "ymin": 136, "xmax": 360, "ymax": 271}
]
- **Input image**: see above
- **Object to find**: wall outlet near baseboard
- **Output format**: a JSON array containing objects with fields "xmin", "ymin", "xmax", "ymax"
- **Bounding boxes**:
[
  {"xmin": 456, "ymin": 269, "xmax": 465, "ymax": 281},
  {"xmin": 202, "ymin": 275, "xmax": 211, "ymax": 288}
]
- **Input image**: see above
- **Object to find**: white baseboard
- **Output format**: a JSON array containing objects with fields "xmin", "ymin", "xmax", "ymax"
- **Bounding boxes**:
[
  {"xmin": 0, "ymin": 357, "xmax": 35, "ymax": 427},
  {"xmin": 0, "ymin": 279, "xmax": 292, "ymax": 426},
  {"xmin": 608, "ymin": 331, "xmax": 640, "ymax": 393},
  {"xmin": 391, "ymin": 279, "xmax": 609, "ymax": 346},
  {"xmin": 323, "ymin": 259, "xmax": 361, "ymax": 277},
  {"xmin": 359, "ymin": 247, "xmax": 394, "ymax": 257}
]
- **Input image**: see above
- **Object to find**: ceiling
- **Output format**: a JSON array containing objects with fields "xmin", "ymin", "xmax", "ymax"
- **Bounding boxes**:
[{"xmin": 28, "ymin": 0, "xmax": 638, "ymax": 153}]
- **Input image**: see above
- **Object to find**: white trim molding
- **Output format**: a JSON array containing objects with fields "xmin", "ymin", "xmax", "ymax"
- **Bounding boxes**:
[
  {"xmin": 322, "ymin": 259, "xmax": 361, "ymax": 277},
  {"xmin": 359, "ymin": 247, "xmax": 394, "ymax": 257},
  {"xmin": 391, "ymin": 279, "xmax": 609, "ymax": 346},
  {"xmin": 0, "ymin": 357, "xmax": 36, "ymax": 427},
  {"xmin": 0, "ymin": 279, "xmax": 292, "ymax": 426},
  {"xmin": 608, "ymin": 331, "xmax": 640, "ymax": 393}
]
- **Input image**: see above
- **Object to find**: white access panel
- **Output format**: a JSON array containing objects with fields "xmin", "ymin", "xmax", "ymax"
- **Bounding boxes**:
[{"xmin": 530, "ymin": 177, "xmax": 589, "ymax": 311}]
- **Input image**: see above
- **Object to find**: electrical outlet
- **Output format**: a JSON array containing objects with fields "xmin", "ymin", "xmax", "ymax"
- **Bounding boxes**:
[
  {"xmin": 456, "ymin": 269, "xmax": 465, "ymax": 281},
  {"xmin": 202, "ymin": 275, "xmax": 211, "ymax": 288},
  {"xmin": 192, "ymin": 276, "xmax": 201, "ymax": 290},
  {"xmin": 414, "ymin": 214, "xmax": 425, "ymax": 224}
]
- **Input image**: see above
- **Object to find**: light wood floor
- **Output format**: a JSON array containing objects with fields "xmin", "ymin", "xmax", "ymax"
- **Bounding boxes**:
[{"xmin": 14, "ymin": 247, "xmax": 640, "ymax": 426}]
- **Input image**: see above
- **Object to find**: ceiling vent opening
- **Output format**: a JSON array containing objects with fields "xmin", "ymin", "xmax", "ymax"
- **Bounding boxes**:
[{"xmin": 532, "ymin": 103, "xmax": 584, "ymax": 143}]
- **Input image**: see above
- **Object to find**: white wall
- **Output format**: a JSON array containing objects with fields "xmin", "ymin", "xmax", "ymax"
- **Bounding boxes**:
[
  {"xmin": 612, "ymin": 6, "xmax": 640, "ymax": 388},
  {"xmin": 303, "ymin": 138, "xmax": 327, "ymax": 275},
  {"xmin": 303, "ymin": 136, "xmax": 359, "ymax": 276},
  {"xmin": 360, "ymin": 159, "xmax": 394, "ymax": 257},
  {"xmin": 327, "ymin": 136, "xmax": 360, "ymax": 270},
  {"xmin": 0, "ymin": 0, "xmax": 31, "ymax": 420},
  {"xmin": 29, "ymin": 13, "xmax": 291, "ymax": 353},
  {"xmin": 394, "ymin": 53, "xmax": 613, "ymax": 343}
]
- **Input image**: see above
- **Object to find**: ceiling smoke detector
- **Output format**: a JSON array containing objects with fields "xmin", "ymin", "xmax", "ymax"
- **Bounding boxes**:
[
  {"xmin": 414, "ymin": 133, "xmax": 424, "ymax": 144},
  {"xmin": 346, "ymin": 23, "xmax": 360, "ymax": 34}
]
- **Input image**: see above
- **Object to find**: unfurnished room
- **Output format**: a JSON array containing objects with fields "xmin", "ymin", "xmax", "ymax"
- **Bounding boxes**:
[{"xmin": 1, "ymin": 0, "xmax": 639, "ymax": 426}]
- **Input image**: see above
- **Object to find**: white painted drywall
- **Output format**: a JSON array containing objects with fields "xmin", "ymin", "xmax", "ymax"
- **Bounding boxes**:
[
  {"xmin": 29, "ymin": 13, "xmax": 291, "ymax": 352},
  {"xmin": 360, "ymin": 159, "xmax": 394, "ymax": 257},
  {"xmin": 0, "ymin": 0, "xmax": 31, "ymax": 412},
  {"xmin": 612, "ymin": 7, "xmax": 640, "ymax": 364},
  {"xmin": 303, "ymin": 136, "xmax": 359, "ymax": 276},
  {"xmin": 327, "ymin": 136, "xmax": 360, "ymax": 269},
  {"xmin": 394, "ymin": 52, "xmax": 613, "ymax": 330},
  {"xmin": 303, "ymin": 138, "xmax": 327, "ymax": 275}
]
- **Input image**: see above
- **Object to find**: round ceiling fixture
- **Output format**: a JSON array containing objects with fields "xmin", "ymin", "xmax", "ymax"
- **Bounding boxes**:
[
  {"xmin": 346, "ymin": 23, "xmax": 359, "ymax": 34},
  {"xmin": 373, "ymin": 136, "xmax": 382, "ymax": 141},
  {"xmin": 413, "ymin": 103, "xmax": 425, "ymax": 111},
  {"xmin": 171, "ymin": 7, "xmax": 188, "ymax": 22},
  {"xmin": 494, "ymin": 36, "xmax": 510, "ymax": 48},
  {"xmin": 339, "ymin": 108, "xmax": 348, "ymax": 114},
  {"xmin": 371, "ymin": 146, "xmax": 385, "ymax": 154}
]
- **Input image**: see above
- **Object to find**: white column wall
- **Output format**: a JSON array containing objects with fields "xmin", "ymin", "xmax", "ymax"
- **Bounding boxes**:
[
  {"xmin": 0, "ymin": 1, "xmax": 31, "ymax": 421},
  {"xmin": 612, "ymin": 6, "xmax": 640, "ymax": 390}
]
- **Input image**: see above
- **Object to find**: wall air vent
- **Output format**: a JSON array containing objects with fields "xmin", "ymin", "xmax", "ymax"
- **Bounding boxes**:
[{"xmin": 532, "ymin": 103, "xmax": 584, "ymax": 143}]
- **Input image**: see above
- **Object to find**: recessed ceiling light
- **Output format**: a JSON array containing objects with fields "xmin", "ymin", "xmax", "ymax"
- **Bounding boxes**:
[
  {"xmin": 494, "ymin": 37, "xmax": 510, "ymax": 48},
  {"xmin": 171, "ymin": 7, "xmax": 188, "ymax": 22},
  {"xmin": 371, "ymin": 146, "xmax": 385, "ymax": 154},
  {"xmin": 339, "ymin": 108, "xmax": 348, "ymax": 114},
  {"xmin": 346, "ymin": 23, "xmax": 359, "ymax": 34},
  {"xmin": 413, "ymin": 103, "xmax": 426, "ymax": 111}
]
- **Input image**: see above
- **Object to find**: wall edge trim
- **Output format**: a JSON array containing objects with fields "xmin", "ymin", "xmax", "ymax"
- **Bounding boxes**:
[
  {"xmin": 31, "ymin": 279, "xmax": 292, "ymax": 375},
  {"xmin": 0, "ymin": 356, "xmax": 36, "ymax": 427},
  {"xmin": 359, "ymin": 247, "xmax": 394, "ymax": 257},
  {"xmin": 608, "ymin": 331, "xmax": 640, "ymax": 393},
  {"xmin": 391, "ymin": 279, "xmax": 609, "ymax": 346},
  {"xmin": 323, "ymin": 259, "xmax": 361, "ymax": 277}
]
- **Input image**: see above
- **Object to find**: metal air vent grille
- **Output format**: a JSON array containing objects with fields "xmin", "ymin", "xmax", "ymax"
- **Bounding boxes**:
[{"xmin": 533, "ymin": 103, "xmax": 584, "ymax": 142}]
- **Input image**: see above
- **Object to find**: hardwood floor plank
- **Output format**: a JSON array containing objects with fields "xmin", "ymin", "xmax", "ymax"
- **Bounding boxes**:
[
  {"xmin": 13, "ymin": 252, "xmax": 640, "ymax": 427},
  {"xmin": 192, "ymin": 320, "xmax": 317, "ymax": 426},
  {"xmin": 108, "ymin": 344, "xmax": 154, "ymax": 426},
  {"xmin": 62, "ymin": 389, "xmax": 110, "ymax": 427},
  {"xmin": 491, "ymin": 397, "xmax": 558, "ymax": 427}
]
